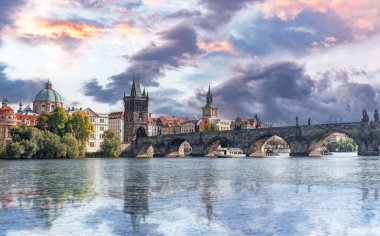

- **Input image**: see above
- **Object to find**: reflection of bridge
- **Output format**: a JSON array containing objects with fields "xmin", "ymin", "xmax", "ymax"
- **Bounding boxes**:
[{"xmin": 128, "ymin": 121, "xmax": 380, "ymax": 157}]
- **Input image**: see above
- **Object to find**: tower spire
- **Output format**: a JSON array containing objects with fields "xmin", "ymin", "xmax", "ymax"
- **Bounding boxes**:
[
  {"xmin": 130, "ymin": 76, "xmax": 142, "ymax": 97},
  {"xmin": 206, "ymin": 83, "xmax": 213, "ymax": 107}
]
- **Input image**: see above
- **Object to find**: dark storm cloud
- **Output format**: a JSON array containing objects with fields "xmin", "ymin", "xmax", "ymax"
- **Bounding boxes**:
[
  {"xmin": 0, "ymin": 65, "xmax": 44, "ymax": 102},
  {"xmin": 197, "ymin": 0, "xmax": 257, "ymax": 29},
  {"xmin": 83, "ymin": 24, "xmax": 201, "ymax": 103},
  {"xmin": 197, "ymin": 62, "xmax": 380, "ymax": 125}
]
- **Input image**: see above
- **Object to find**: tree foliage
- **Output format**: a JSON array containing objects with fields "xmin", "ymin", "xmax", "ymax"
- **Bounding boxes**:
[
  {"xmin": 204, "ymin": 122, "xmax": 219, "ymax": 131},
  {"xmin": 66, "ymin": 111, "xmax": 94, "ymax": 143},
  {"xmin": 325, "ymin": 137, "xmax": 358, "ymax": 152},
  {"xmin": 101, "ymin": 129, "xmax": 121, "ymax": 157},
  {"xmin": 4, "ymin": 125, "xmax": 84, "ymax": 159},
  {"xmin": 47, "ymin": 107, "xmax": 68, "ymax": 136}
]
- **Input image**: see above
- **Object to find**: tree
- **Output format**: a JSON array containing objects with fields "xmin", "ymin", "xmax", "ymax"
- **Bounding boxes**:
[
  {"xmin": 66, "ymin": 111, "xmax": 94, "ymax": 143},
  {"xmin": 6, "ymin": 142, "xmax": 25, "ymax": 158},
  {"xmin": 0, "ymin": 145, "xmax": 7, "ymax": 158},
  {"xmin": 205, "ymin": 122, "xmax": 219, "ymax": 131},
  {"xmin": 101, "ymin": 129, "xmax": 121, "ymax": 157},
  {"xmin": 47, "ymin": 107, "xmax": 68, "ymax": 136},
  {"xmin": 61, "ymin": 133, "xmax": 79, "ymax": 158},
  {"xmin": 36, "ymin": 112, "xmax": 49, "ymax": 130}
]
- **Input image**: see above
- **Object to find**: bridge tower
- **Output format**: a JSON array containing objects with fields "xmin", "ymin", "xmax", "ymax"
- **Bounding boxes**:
[
  {"xmin": 202, "ymin": 84, "xmax": 218, "ymax": 119},
  {"xmin": 123, "ymin": 77, "xmax": 149, "ymax": 143}
]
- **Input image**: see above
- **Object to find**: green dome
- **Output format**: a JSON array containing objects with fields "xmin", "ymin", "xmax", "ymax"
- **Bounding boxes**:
[{"xmin": 34, "ymin": 81, "xmax": 62, "ymax": 103}]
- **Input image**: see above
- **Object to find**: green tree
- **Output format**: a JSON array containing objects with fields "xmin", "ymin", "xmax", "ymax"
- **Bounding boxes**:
[
  {"xmin": 205, "ymin": 123, "xmax": 219, "ymax": 131},
  {"xmin": 66, "ymin": 111, "xmax": 94, "ymax": 143},
  {"xmin": 0, "ymin": 145, "xmax": 7, "ymax": 158},
  {"xmin": 6, "ymin": 142, "xmax": 25, "ymax": 158},
  {"xmin": 61, "ymin": 133, "xmax": 79, "ymax": 158},
  {"xmin": 47, "ymin": 107, "xmax": 69, "ymax": 136},
  {"xmin": 36, "ymin": 112, "xmax": 50, "ymax": 131},
  {"xmin": 101, "ymin": 129, "xmax": 121, "ymax": 157}
]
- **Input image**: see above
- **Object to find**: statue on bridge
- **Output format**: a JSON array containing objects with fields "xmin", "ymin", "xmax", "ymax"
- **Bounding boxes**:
[
  {"xmin": 362, "ymin": 109, "xmax": 370, "ymax": 122},
  {"xmin": 375, "ymin": 109, "xmax": 379, "ymax": 122},
  {"xmin": 308, "ymin": 117, "xmax": 311, "ymax": 126}
]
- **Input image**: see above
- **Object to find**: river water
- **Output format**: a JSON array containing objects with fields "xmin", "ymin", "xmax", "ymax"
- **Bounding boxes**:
[{"xmin": 1, "ymin": 154, "xmax": 380, "ymax": 236}]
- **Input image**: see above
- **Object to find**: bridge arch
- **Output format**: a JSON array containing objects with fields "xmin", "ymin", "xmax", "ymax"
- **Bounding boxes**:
[
  {"xmin": 308, "ymin": 130, "xmax": 360, "ymax": 156},
  {"xmin": 136, "ymin": 127, "xmax": 147, "ymax": 139},
  {"xmin": 136, "ymin": 142, "xmax": 154, "ymax": 158},
  {"xmin": 249, "ymin": 134, "xmax": 289, "ymax": 157},
  {"xmin": 165, "ymin": 138, "xmax": 192, "ymax": 157},
  {"xmin": 204, "ymin": 137, "xmax": 233, "ymax": 157}
]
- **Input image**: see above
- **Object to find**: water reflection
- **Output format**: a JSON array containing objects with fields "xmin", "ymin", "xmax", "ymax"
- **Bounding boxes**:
[
  {"xmin": 124, "ymin": 161, "xmax": 150, "ymax": 231},
  {"xmin": 201, "ymin": 163, "xmax": 218, "ymax": 225},
  {"xmin": 3, "ymin": 157, "xmax": 380, "ymax": 235}
]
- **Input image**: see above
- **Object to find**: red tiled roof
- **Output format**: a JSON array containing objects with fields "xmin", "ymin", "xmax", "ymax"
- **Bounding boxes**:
[{"xmin": 0, "ymin": 106, "xmax": 14, "ymax": 114}]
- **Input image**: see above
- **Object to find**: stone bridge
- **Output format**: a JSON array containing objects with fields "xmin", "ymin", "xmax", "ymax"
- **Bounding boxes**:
[{"xmin": 127, "ymin": 121, "xmax": 380, "ymax": 157}]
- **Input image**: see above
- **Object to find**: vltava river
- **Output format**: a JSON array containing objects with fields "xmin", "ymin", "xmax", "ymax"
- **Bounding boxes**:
[{"xmin": 1, "ymin": 154, "xmax": 380, "ymax": 236}]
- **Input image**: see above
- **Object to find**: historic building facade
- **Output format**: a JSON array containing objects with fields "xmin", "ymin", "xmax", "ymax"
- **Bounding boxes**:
[
  {"xmin": 202, "ymin": 84, "xmax": 218, "ymax": 120},
  {"xmin": 109, "ymin": 112, "xmax": 124, "ymax": 142},
  {"xmin": 0, "ymin": 99, "xmax": 17, "ymax": 146},
  {"xmin": 33, "ymin": 80, "xmax": 63, "ymax": 114},
  {"xmin": 123, "ymin": 79, "xmax": 149, "ymax": 142},
  {"xmin": 148, "ymin": 116, "xmax": 162, "ymax": 137},
  {"xmin": 85, "ymin": 108, "xmax": 109, "ymax": 153}
]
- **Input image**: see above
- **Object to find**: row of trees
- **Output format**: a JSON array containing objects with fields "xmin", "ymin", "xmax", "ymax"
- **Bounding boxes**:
[
  {"xmin": 1, "ymin": 107, "xmax": 94, "ymax": 159},
  {"xmin": 324, "ymin": 137, "xmax": 359, "ymax": 152},
  {"xmin": 0, "ymin": 107, "xmax": 122, "ymax": 159}
]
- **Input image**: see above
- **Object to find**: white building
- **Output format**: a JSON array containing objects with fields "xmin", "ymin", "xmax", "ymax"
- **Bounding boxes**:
[
  {"xmin": 109, "ymin": 112, "xmax": 124, "ymax": 142},
  {"xmin": 148, "ymin": 117, "xmax": 163, "ymax": 136},
  {"xmin": 85, "ymin": 108, "xmax": 109, "ymax": 153},
  {"xmin": 216, "ymin": 119, "xmax": 232, "ymax": 131}
]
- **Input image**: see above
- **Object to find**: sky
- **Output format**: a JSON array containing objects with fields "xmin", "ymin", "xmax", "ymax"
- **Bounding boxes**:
[{"xmin": 0, "ymin": 0, "xmax": 380, "ymax": 125}]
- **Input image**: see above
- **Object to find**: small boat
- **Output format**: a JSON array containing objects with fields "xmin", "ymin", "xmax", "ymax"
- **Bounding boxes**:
[{"xmin": 216, "ymin": 148, "xmax": 246, "ymax": 158}]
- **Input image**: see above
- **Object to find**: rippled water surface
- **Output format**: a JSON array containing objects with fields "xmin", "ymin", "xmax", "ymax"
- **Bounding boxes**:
[{"xmin": 1, "ymin": 154, "xmax": 380, "ymax": 235}]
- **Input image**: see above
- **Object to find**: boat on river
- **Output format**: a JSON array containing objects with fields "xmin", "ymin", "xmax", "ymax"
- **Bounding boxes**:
[{"xmin": 216, "ymin": 148, "xmax": 246, "ymax": 158}]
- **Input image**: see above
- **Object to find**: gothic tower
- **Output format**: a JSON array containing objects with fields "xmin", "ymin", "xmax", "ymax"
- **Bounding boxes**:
[
  {"xmin": 202, "ymin": 84, "xmax": 218, "ymax": 119},
  {"xmin": 124, "ymin": 78, "xmax": 149, "ymax": 143}
]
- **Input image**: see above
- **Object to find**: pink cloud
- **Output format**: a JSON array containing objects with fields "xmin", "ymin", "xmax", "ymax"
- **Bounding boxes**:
[{"xmin": 197, "ymin": 39, "xmax": 234, "ymax": 53}]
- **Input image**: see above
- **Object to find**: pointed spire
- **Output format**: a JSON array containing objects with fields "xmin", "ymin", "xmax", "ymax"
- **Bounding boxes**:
[
  {"xmin": 143, "ymin": 88, "xmax": 146, "ymax": 96},
  {"xmin": 130, "ymin": 77, "xmax": 142, "ymax": 97},
  {"xmin": 206, "ymin": 83, "xmax": 213, "ymax": 107},
  {"xmin": 18, "ymin": 101, "xmax": 23, "ymax": 113}
]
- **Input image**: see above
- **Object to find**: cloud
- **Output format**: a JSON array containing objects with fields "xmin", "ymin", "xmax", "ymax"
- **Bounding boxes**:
[
  {"xmin": 0, "ymin": 64, "xmax": 44, "ymax": 103},
  {"xmin": 16, "ymin": 18, "xmax": 105, "ymax": 40},
  {"xmin": 231, "ymin": 11, "xmax": 351, "ymax": 55},
  {"xmin": 197, "ymin": 0, "xmax": 257, "ymax": 29},
  {"xmin": 197, "ymin": 61, "xmax": 380, "ymax": 124},
  {"xmin": 0, "ymin": 0, "xmax": 25, "ymax": 42},
  {"xmin": 197, "ymin": 39, "xmax": 234, "ymax": 53},
  {"xmin": 259, "ymin": 0, "xmax": 380, "ymax": 39},
  {"xmin": 83, "ymin": 24, "xmax": 201, "ymax": 103}
]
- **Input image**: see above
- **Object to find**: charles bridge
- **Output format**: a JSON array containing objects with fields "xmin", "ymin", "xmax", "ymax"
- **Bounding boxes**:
[{"xmin": 126, "ymin": 120, "xmax": 380, "ymax": 158}]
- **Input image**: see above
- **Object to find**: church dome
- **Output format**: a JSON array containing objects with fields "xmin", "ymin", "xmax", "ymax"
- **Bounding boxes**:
[{"xmin": 34, "ymin": 80, "xmax": 62, "ymax": 103}]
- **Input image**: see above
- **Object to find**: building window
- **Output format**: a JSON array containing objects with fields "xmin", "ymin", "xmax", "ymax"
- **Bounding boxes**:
[
  {"xmin": 90, "ymin": 118, "xmax": 95, "ymax": 123},
  {"xmin": 41, "ymin": 105, "xmax": 46, "ymax": 111},
  {"xmin": 100, "ymin": 119, "xmax": 105, "ymax": 123},
  {"xmin": 90, "ymin": 142, "xmax": 95, "ymax": 147},
  {"xmin": 51, "ymin": 105, "xmax": 55, "ymax": 111},
  {"xmin": 100, "ymin": 126, "xmax": 104, "ymax": 131}
]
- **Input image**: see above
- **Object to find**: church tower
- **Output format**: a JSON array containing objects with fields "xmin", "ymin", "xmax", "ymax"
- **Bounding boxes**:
[
  {"xmin": 123, "ymin": 77, "xmax": 149, "ymax": 143},
  {"xmin": 202, "ymin": 84, "xmax": 218, "ymax": 119}
]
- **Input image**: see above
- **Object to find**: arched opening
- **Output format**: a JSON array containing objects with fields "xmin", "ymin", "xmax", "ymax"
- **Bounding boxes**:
[
  {"xmin": 249, "ymin": 135, "xmax": 290, "ymax": 157},
  {"xmin": 165, "ymin": 139, "xmax": 192, "ymax": 157},
  {"xmin": 136, "ymin": 142, "xmax": 154, "ymax": 158},
  {"xmin": 204, "ymin": 137, "xmax": 233, "ymax": 157},
  {"xmin": 136, "ymin": 127, "xmax": 147, "ymax": 139},
  {"xmin": 308, "ymin": 132, "xmax": 359, "ymax": 157}
]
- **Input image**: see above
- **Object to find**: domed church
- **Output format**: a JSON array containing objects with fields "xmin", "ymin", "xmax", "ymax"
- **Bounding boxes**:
[{"xmin": 33, "ymin": 80, "xmax": 63, "ymax": 114}]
